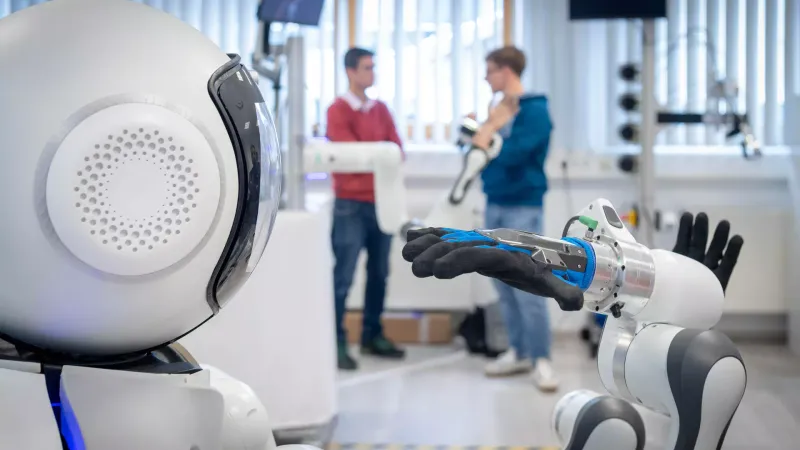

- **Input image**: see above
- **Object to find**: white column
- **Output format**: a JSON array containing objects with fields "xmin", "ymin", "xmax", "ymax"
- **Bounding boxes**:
[
  {"xmin": 319, "ymin": 0, "xmax": 333, "ymax": 126},
  {"xmin": 494, "ymin": 0, "xmax": 501, "ymax": 48},
  {"xmin": 451, "ymin": 0, "xmax": 462, "ymax": 141},
  {"xmin": 725, "ymin": 0, "xmax": 740, "ymax": 110},
  {"xmin": 472, "ymin": 0, "xmax": 483, "ymax": 118},
  {"xmin": 394, "ymin": 0, "xmax": 406, "ymax": 141},
  {"xmin": 286, "ymin": 35, "xmax": 307, "ymax": 210},
  {"xmin": 667, "ymin": 0, "xmax": 684, "ymax": 144},
  {"xmin": 335, "ymin": 0, "xmax": 349, "ymax": 96},
  {"xmin": 639, "ymin": 20, "xmax": 658, "ymax": 248},
  {"xmin": 571, "ymin": 21, "xmax": 590, "ymax": 151},
  {"xmin": 355, "ymin": 0, "xmax": 364, "ymax": 45},
  {"xmin": 745, "ymin": 0, "xmax": 761, "ymax": 144},
  {"xmin": 764, "ymin": 0, "xmax": 780, "ymax": 145},
  {"xmin": 626, "ymin": 20, "xmax": 640, "ymax": 64},
  {"xmin": 706, "ymin": 0, "xmax": 721, "ymax": 144},
  {"xmin": 607, "ymin": 21, "xmax": 623, "ymax": 147},
  {"xmin": 378, "ymin": 0, "xmax": 394, "ymax": 95},
  {"xmin": 786, "ymin": 0, "xmax": 800, "ymax": 357},
  {"xmin": 789, "ymin": 0, "xmax": 800, "ymax": 98},
  {"xmin": 687, "ymin": 0, "xmax": 703, "ymax": 144},
  {"xmin": 531, "ymin": 0, "xmax": 550, "ymax": 94},
  {"xmin": 433, "ymin": 0, "xmax": 445, "ymax": 143},
  {"xmin": 580, "ymin": 21, "xmax": 607, "ymax": 151},
  {"xmin": 515, "ymin": 0, "xmax": 530, "ymax": 89},
  {"xmin": 786, "ymin": 0, "xmax": 800, "ymax": 144},
  {"xmin": 655, "ymin": 18, "xmax": 668, "ymax": 146},
  {"xmin": 219, "ymin": 0, "xmax": 236, "ymax": 53},
  {"xmin": 413, "ymin": 0, "xmax": 424, "ymax": 142},
  {"xmin": 514, "ymin": 0, "xmax": 525, "ymax": 47},
  {"xmin": 237, "ymin": 0, "xmax": 255, "ymax": 58},
  {"xmin": 549, "ymin": 0, "xmax": 573, "ymax": 151}
]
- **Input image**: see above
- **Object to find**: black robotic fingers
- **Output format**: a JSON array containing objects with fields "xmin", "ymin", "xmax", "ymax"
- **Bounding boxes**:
[{"xmin": 672, "ymin": 212, "xmax": 743, "ymax": 292}]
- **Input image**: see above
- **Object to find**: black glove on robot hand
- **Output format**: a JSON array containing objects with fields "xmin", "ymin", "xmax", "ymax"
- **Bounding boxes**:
[
  {"xmin": 672, "ymin": 212, "xmax": 744, "ymax": 292},
  {"xmin": 403, "ymin": 227, "xmax": 585, "ymax": 311}
]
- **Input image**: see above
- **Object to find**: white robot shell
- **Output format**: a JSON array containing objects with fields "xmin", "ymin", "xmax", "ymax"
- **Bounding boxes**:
[{"xmin": 0, "ymin": 0, "xmax": 281, "ymax": 356}]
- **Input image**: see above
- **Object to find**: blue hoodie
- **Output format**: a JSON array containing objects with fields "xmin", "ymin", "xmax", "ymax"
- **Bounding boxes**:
[{"xmin": 481, "ymin": 94, "xmax": 552, "ymax": 207}]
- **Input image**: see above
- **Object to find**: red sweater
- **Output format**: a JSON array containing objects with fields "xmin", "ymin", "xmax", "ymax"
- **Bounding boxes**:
[{"xmin": 326, "ymin": 94, "xmax": 404, "ymax": 203}]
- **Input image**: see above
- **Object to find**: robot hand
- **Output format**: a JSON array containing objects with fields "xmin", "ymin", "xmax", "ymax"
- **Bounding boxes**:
[
  {"xmin": 672, "ymin": 212, "xmax": 743, "ymax": 292},
  {"xmin": 405, "ymin": 199, "xmax": 730, "ymax": 326},
  {"xmin": 403, "ymin": 227, "xmax": 588, "ymax": 311}
]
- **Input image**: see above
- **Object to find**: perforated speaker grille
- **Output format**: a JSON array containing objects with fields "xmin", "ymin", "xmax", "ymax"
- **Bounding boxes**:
[{"xmin": 72, "ymin": 128, "xmax": 202, "ymax": 253}]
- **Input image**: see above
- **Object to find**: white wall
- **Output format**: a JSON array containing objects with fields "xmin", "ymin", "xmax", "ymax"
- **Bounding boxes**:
[{"xmin": 308, "ymin": 148, "xmax": 793, "ymax": 333}]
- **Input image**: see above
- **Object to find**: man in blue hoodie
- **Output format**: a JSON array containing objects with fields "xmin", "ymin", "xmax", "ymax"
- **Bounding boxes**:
[{"xmin": 473, "ymin": 46, "xmax": 558, "ymax": 392}]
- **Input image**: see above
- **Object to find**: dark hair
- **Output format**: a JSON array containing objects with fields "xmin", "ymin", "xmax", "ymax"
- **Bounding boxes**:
[
  {"xmin": 344, "ymin": 47, "xmax": 374, "ymax": 69},
  {"xmin": 485, "ymin": 46, "xmax": 526, "ymax": 77}
]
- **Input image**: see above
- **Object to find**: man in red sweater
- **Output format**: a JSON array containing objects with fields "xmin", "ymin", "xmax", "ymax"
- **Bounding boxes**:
[{"xmin": 327, "ymin": 47, "xmax": 405, "ymax": 370}]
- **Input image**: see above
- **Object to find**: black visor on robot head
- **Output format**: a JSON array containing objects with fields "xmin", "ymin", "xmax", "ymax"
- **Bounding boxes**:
[{"xmin": 206, "ymin": 54, "xmax": 281, "ymax": 312}]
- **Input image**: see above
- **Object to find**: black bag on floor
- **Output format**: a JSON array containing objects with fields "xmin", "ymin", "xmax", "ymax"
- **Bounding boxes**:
[{"xmin": 457, "ymin": 306, "xmax": 503, "ymax": 358}]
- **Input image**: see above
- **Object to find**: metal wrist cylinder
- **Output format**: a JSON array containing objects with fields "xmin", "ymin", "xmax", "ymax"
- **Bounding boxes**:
[{"xmin": 583, "ymin": 237, "xmax": 656, "ymax": 317}]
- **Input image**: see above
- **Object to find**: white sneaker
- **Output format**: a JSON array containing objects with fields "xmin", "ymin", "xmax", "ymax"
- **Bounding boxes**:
[
  {"xmin": 484, "ymin": 349, "xmax": 533, "ymax": 377},
  {"xmin": 532, "ymin": 358, "xmax": 559, "ymax": 392}
]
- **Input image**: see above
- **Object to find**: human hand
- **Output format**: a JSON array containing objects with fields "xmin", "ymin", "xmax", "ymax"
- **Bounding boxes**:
[
  {"xmin": 672, "ymin": 212, "xmax": 743, "ymax": 292},
  {"xmin": 486, "ymin": 95, "xmax": 520, "ymax": 129},
  {"xmin": 466, "ymin": 112, "xmax": 477, "ymax": 120},
  {"xmin": 403, "ymin": 227, "xmax": 585, "ymax": 311}
]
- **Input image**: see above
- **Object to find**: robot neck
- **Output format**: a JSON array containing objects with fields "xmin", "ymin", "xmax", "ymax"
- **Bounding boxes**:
[{"xmin": 2, "ymin": 340, "xmax": 200, "ymax": 375}]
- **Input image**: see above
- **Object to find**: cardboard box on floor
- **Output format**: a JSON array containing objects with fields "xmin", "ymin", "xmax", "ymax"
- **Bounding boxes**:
[{"xmin": 345, "ymin": 311, "xmax": 452, "ymax": 344}]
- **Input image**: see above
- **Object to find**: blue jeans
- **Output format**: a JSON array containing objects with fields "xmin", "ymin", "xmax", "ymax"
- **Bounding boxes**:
[
  {"xmin": 485, "ymin": 203, "xmax": 552, "ymax": 361},
  {"xmin": 332, "ymin": 198, "xmax": 393, "ymax": 345}
]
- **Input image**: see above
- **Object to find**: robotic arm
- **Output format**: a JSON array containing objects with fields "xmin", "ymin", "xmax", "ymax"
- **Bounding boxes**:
[
  {"xmin": 406, "ymin": 119, "xmax": 504, "ymax": 233},
  {"xmin": 305, "ymin": 118, "xmax": 504, "ymax": 236},
  {"xmin": 304, "ymin": 139, "xmax": 409, "ymax": 235},
  {"xmin": 415, "ymin": 98, "xmax": 515, "ymax": 228},
  {"xmin": 554, "ymin": 208, "xmax": 745, "ymax": 450},
  {"xmin": 403, "ymin": 198, "xmax": 745, "ymax": 450},
  {"xmin": 707, "ymin": 79, "xmax": 762, "ymax": 159},
  {"xmin": 449, "ymin": 118, "xmax": 504, "ymax": 205},
  {"xmin": 620, "ymin": 65, "xmax": 761, "ymax": 160}
]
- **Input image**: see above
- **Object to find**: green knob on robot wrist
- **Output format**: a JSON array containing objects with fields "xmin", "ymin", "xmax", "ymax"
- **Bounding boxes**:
[{"xmin": 579, "ymin": 215, "xmax": 598, "ymax": 230}]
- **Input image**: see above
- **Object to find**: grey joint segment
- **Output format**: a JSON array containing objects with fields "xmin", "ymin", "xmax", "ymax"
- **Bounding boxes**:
[
  {"xmin": 564, "ymin": 395, "xmax": 645, "ymax": 450},
  {"xmin": 666, "ymin": 329, "xmax": 747, "ymax": 450}
]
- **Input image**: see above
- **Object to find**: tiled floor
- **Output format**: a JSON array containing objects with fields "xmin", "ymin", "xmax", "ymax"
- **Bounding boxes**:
[{"xmin": 332, "ymin": 338, "xmax": 800, "ymax": 450}]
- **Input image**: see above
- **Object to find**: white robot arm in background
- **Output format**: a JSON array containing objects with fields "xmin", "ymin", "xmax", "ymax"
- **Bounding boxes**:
[
  {"xmin": 304, "ymin": 140, "xmax": 409, "ymax": 234},
  {"xmin": 403, "ymin": 198, "xmax": 745, "ymax": 450},
  {"xmin": 304, "ymin": 118, "xmax": 503, "ymax": 236},
  {"xmin": 0, "ymin": 1, "xmax": 316, "ymax": 449},
  {"xmin": 412, "ymin": 119, "xmax": 504, "ymax": 231}
]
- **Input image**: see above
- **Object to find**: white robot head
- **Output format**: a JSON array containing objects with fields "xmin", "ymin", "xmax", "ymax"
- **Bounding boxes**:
[{"xmin": 0, "ymin": 0, "xmax": 281, "ymax": 357}]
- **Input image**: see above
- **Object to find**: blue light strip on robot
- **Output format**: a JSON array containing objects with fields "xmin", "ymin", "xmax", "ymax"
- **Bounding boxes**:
[
  {"xmin": 59, "ymin": 400, "xmax": 87, "ymax": 450},
  {"xmin": 50, "ymin": 387, "xmax": 86, "ymax": 450}
]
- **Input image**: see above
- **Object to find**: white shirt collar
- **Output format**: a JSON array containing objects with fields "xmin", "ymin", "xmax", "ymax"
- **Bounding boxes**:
[{"xmin": 342, "ymin": 91, "xmax": 377, "ymax": 112}]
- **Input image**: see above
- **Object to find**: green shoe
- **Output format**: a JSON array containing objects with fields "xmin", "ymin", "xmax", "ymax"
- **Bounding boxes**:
[
  {"xmin": 361, "ymin": 335, "xmax": 405, "ymax": 359},
  {"xmin": 338, "ymin": 343, "xmax": 358, "ymax": 370}
]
